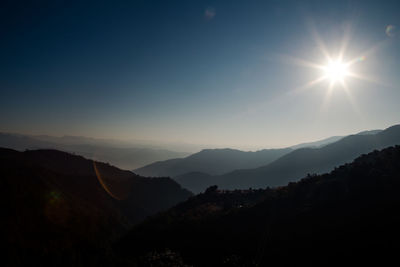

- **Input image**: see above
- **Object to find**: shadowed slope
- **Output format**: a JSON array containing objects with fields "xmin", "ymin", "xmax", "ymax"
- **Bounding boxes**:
[
  {"xmin": 117, "ymin": 145, "xmax": 400, "ymax": 266},
  {"xmin": 174, "ymin": 172, "xmax": 215, "ymax": 194},
  {"xmin": 1, "ymin": 148, "xmax": 192, "ymax": 266}
]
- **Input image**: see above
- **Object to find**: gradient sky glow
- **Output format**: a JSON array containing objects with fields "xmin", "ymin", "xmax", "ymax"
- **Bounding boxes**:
[{"xmin": 1, "ymin": 0, "xmax": 400, "ymax": 150}]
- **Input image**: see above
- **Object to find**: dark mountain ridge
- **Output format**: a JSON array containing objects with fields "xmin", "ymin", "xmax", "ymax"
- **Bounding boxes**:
[
  {"xmin": 116, "ymin": 145, "xmax": 400, "ymax": 266},
  {"xmin": 1, "ymin": 148, "xmax": 191, "ymax": 266}
]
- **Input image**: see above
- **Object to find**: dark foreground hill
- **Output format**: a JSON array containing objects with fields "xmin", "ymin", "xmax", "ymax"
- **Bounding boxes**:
[
  {"xmin": 116, "ymin": 145, "xmax": 400, "ymax": 266},
  {"xmin": 1, "ymin": 148, "xmax": 191, "ymax": 267}
]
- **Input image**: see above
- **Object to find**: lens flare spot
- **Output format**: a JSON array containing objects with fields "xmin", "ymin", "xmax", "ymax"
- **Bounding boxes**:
[
  {"xmin": 93, "ymin": 161, "xmax": 132, "ymax": 200},
  {"xmin": 386, "ymin": 25, "xmax": 396, "ymax": 37},
  {"xmin": 357, "ymin": 56, "xmax": 366, "ymax": 62},
  {"xmin": 45, "ymin": 191, "xmax": 69, "ymax": 225}
]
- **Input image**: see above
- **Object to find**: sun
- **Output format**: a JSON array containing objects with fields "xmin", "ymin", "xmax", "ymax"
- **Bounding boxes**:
[
  {"xmin": 323, "ymin": 59, "xmax": 350, "ymax": 84},
  {"xmin": 277, "ymin": 23, "xmax": 388, "ymax": 115},
  {"xmin": 278, "ymin": 22, "xmax": 389, "ymax": 114}
]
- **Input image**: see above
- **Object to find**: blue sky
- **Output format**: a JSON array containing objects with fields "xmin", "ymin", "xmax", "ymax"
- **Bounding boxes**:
[{"xmin": 1, "ymin": 0, "xmax": 400, "ymax": 150}]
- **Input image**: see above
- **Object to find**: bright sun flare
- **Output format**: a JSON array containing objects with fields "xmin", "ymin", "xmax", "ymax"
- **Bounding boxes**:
[
  {"xmin": 280, "ymin": 23, "xmax": 388, "ymax": 115},
  {"xmin": 323, "ymin": 60, "xmax": 350, "ymax": 83}
]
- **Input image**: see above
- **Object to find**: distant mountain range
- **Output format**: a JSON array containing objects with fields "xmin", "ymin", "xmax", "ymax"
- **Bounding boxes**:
[
  {"xmin": 212, "ymin": 124, "xmax": 400, "ymax": 191},
  {"xmin": 0, "ymin": 133, "xmax": 189, "ymax": 170},
  {"xmin": 135, "ymin": 127, "xmax": 391, "ymax": 193},
  {"xmin": 289, "ymin": 135, "xmax": 344, "ymax": 149},
  {"xmin": 1, "ymin": 148, "xmax": 191, "ymax": 266},
  {"xmin": 134, "ymin": 148, "xmax": 293, "ymax": 177},
  {"xmin": 289, "ymin": 129, "xmax": 382, "ymax": 150},
  {"xmin": 116, "ymin": 145, "xmax": 400, "ymax": 266},
  {"xmin": 134, "ymin": 133, "xmax": 369, "ymax": 181}
]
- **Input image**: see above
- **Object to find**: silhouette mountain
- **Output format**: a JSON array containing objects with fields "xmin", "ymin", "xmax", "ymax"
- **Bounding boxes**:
[
  {"xmin": 289, "ymin": 135, "xmax": 344, "ymax": 149},
  {"xmin": 174, "ymin": 125, "xmax": 400, "ymax": 192},
  {"xmin": 0, "ymin": 132, "xmax": 188, "ymax": 169},
  {"xmin": 134, "ymin": 148, "xmax": 292, "ymax": 178},
  {"xmin": 116, "ymin": 145, "xmax": 400, "ymax": 266},
  {"xmin": 174, "ymin": 172, "xmax": 215, "ymax": 194},
  {"xmin": 289, "ymin": 129, "xmax": 382, "ymax": 150},
  {"xmin": 356, "ymin": 129, "xmax": 383, "ymax": 135},
  {"xmin": 1, "ymin": 148, "xmax": 191, "ymax": 266}
]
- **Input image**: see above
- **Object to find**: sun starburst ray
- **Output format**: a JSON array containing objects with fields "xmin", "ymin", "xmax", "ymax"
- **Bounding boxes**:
[
  {"xmin": 278, "ymin": 54, "xmax": 325, "ymax": 70},
  {"xmin": 277, "ymin": 23, "xmax": 387, "ymax": 119},
  {"xmin": 338, "ymin": 25, "xmax": 352, "ymax": 62},
  {"xmin": 320, "ymin": 81, "xmax": 335, "ymax": 112},
  {"xmin": 290, "ymin": 76, "xmax": 327, "ymax": 95},
  {"xmin": 346, "ymin": 72, "xmax": 391, "ymax": 87},
  {"xmin": 340, "ymin": 79, "xmax": 364, "ymax": 119},
  {"xmin": 308, "ymin": 22, "xmax": 331, "ymax": 61}
]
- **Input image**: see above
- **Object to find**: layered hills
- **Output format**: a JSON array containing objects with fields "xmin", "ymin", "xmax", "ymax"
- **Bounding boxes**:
[
  {"xmin": 117, "ymin": 145, "xmax": 400, "ymax": 266},
  {"xmin": 1, "ymin": 148, "xmax": 191, "ymax": 266},
  {"xmin": 215, "ymin": 124, "xmax": 400, "ymax": 190},
  {"xmin": 162, "ymin": 125, "xmax": 399, "ymax": 193},
  {"xmin": 0, "ymin": 133, "xmax": 188, "ymax": 169},
  {"xmin": 134, "ymin": 148, "xmax": 293, "ymax": 177}
]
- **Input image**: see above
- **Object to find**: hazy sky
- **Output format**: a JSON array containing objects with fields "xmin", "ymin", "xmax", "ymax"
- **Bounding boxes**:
[{"xmin": 1, "ymin": 0, "xmax": 400, "ymax": 150}]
